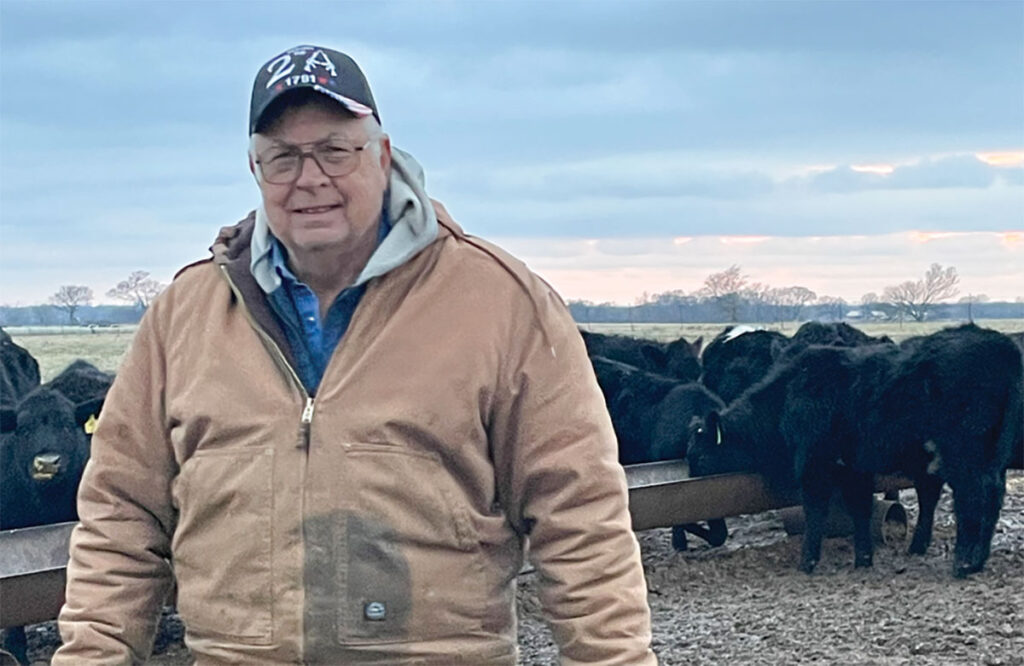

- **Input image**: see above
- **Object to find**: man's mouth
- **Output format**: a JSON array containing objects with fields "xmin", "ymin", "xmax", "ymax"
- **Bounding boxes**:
[{"xmin": 293, "ymin": 204, "xmax": 340, "ymax": 214}]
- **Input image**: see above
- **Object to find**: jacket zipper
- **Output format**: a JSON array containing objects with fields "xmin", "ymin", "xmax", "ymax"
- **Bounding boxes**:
[
  {"xmin": 219, "ymin": 264, "xmax": 315, "ymax": 665},
  {"xmin": 301, "ymin": 397, "xmax": 315, "ymax": 446},
  {"xmin": 219, "ymin": 265, "xmax": 314, "ymax": 449}
]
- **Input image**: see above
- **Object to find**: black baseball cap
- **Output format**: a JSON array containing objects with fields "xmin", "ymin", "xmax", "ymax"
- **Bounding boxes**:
[{"xmin": 249, "ymin": 45, "xmax": 379, "ymax": 134}]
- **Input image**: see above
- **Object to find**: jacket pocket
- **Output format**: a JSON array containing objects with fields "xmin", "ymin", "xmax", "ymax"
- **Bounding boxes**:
[
  {"xmin": 333, "ymin": 444, "xmax": 485, "ymax": 645},
  {"xmin": 171, "ymin": 447, "xmax": 274, "ymax": 643}
]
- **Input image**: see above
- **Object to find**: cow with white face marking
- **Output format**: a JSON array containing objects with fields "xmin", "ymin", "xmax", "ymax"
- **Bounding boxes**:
[{"xmin": 688, "ymin": 324, "xmax": 1022, "ymax": 578}]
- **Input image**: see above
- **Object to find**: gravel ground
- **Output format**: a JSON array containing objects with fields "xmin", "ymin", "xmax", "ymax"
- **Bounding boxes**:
[
  {"xmin": 15, "ymin": 472, "xmax": 1024, "ymax": 665},
  {"xmin": 518, "ymin": 471, "xmax": 1024, "ymax": 665}
]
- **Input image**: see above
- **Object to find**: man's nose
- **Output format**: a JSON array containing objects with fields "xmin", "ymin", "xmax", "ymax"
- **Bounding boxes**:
[{"xmin": 295, "ymin": 154, "xmax": 330, "ymax": 187}]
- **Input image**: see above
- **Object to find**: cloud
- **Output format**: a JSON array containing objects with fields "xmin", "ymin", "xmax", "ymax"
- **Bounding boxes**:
[
  {"xmin": 1, "ymin": 2, "xmax": 1021, "ymax": 306},
  {"xmin": 491, "ymin": 231, "xmax": 1024, "ymax": 305},
  {"xmin": 801, "ymin": 155, "xmax": 1012, "ymax": 193}
]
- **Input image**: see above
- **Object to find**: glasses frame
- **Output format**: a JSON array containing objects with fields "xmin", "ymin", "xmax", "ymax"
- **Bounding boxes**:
[{"xmin": 254, "ymin": 138, "xmax": 373, "ymax": 184}]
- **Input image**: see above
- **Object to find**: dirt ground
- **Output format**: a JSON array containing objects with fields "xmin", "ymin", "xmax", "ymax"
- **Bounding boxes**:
[{"xmin": 17, "ymin": 472, "xmax": 1024, "ymax": 665}]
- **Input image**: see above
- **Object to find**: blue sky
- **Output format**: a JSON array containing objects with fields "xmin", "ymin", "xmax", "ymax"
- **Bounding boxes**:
[{"xmin": 1, "ymin": 0, "xmax": 1021, "ymax": 305}]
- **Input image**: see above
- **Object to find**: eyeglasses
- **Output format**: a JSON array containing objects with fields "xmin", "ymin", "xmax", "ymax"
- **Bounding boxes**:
[{"xmin": 254, "ymin": 138, "xmax": 372, "ymax": 184}]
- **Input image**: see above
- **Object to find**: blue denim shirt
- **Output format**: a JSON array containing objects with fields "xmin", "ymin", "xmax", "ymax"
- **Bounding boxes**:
[{"xmin": 267, "ymin": 214, "xmax": 391, "ymax": 394}]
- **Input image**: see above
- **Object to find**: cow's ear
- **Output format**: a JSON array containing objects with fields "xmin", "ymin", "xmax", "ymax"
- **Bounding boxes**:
[
  {"xmin": 640, "ymin": 345, "xmax": 668, "ymax": 369},
  {"xmin": 691, "ymin": 336, "xmax": 704, "ymax": 358},
  {"xmin": 74, "ymin": 396, "xmax": 105, "ymax": 428},
  {"xmin": 0, "ymin": 407, "xmax": 16, "ymax": 433},
  {"xmin": 705, "ymin": 411, "xmax": 721, "ymax": 443}
]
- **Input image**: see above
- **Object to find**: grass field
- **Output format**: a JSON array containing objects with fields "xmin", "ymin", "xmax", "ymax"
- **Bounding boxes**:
[
  {"xmin": 9, "ymin": 328, "xmax": 138, "ymax": 382},
  {"xmin": 9, "ymin": 319, "xmax": 1024, "ymax": 382}
]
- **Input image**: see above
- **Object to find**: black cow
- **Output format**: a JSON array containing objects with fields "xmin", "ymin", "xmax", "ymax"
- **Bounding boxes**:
[
  {"xmin": 699, "ymin": 326, "xmax": 789, "ymax": 405},
  {"xmin": 0, "ymin": 360, "xmax": 112, "ymax": 530},
  {"xmin": 590, "ymin": 356, "xmax": 727, "ymax": 550},
  {"xmin": 1006, "ymin": 331, "xmax": 1024, "ymax": 469},
  {"xmin": 593, "ymin": 356, "xmax": 724, "ymax": 465},
  {"xmin": 581, "ymin": 330, "xmax": 703, "ymax": 382},
  {"xmin": 786, "ymin": 321, "xmax": 893, "ymax": 350},
  {"xmin": 688, "ymin": 324, "xmax": 1022, "ymax": 578},
  {"xmin": 0, "ymin": 359, "xmax": 111, "ymax": 665},
  {"xmin": 0, "ymin": 328, "xmax": 40, "ymax": 407}
]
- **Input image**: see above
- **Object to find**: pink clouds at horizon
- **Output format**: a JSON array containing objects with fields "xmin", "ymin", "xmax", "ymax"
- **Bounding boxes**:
[{"xmin": 500, "ymin": 231, "xmax": 1024, "ymax": 306}]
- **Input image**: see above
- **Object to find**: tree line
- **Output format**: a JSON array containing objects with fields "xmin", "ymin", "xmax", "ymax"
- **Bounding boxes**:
[
  {"xmin": 3, "ymin": 264, "xmax": 1021, "ymax": 328},
  {"xmin": 569, "ymin": 263, "xmax": 1024, "ymax": 324}
]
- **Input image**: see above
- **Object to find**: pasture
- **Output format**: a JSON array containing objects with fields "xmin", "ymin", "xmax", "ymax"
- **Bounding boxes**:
[
  {"xmin": 5, "ymin": 326, "xmax": 136, "ymax": 383},
  {"xmin": 11, "ymin": 319, "xmax": 1024, "ymax": 382}
]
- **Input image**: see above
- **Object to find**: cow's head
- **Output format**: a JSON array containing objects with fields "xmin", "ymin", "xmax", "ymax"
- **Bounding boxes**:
[
  {"xmin": 686, "ymin": 411, "xmax": 755, "ymax": 478},
  {"xmin": 5, "ymin": 388, "xmax": 94, "ymax": 486}
]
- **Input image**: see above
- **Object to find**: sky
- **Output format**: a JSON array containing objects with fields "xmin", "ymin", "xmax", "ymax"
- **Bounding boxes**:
[{"xmin": 1, "ymin": 0, "xmax": 1022, "ymax": 306}]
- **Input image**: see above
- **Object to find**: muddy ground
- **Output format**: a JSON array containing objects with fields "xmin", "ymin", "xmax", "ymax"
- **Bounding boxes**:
[{"xmin": 16, "ymin": 472, "xmax": 1024, "ymax": 665}]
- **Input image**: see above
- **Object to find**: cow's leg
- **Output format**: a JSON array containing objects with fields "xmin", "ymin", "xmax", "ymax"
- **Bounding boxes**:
[
  {"xmin": 704, "ymin": 519, "xmax": 728, "ymax": 547},
  {"xmin": 674, "ymin": 519, "xmax": 728, "ymax": 550},
  {"xmin": 951, "ymin": 469, "xmax": 1006, "ymax": 578},
  {"xmin": 839, "ymin": 469, "xmax": 875, "ymax": 568},
  {"xmin": 671, "ymin": 525, "xmax": 689, "ymax": 551},
  {"xmin": 975, "ymin": 468, "xmax": 1007, "ymax": 567},
  {"xmin": 1, "ymin": 626, "xmax": 28, "ymax": 665},
  {"xmin": 909, "ymin": 474, "xmax": 943, "ymax": 555},
  {"xmin": 800, "ymin": 476, "xmax": 832, "ymax": 574}
]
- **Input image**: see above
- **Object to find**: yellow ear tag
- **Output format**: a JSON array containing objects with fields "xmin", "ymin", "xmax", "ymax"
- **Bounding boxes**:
[
  {"xmin": 84, "ymin": 414, "xmax": 98, "ymax": 435},
  {"xmin": 715, "ymin": 424, "xmax": 722, "ymax": 446}
]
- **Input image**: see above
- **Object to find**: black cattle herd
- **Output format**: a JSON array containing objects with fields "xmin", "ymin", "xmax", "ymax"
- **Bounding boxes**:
[
  {"xmin": 587, "ymin": 321, "xmax": 1023, "ymax": 579},
  {"xmin": 0, "ymin": 322, "xmax": 1022, "ymax": 579}
]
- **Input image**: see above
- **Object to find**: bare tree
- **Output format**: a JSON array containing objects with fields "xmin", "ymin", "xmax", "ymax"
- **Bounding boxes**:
[
  {"xmin": 817, "ymin": 295, "xmax": 847, "ymax": 321},
  {"xmin": 107, "ymin": 270, "xmax": 166, "ymax": 311},
  {"xmin": 882, "ymin": 263, "xmax": 960, "ymax": 322},
  {"xmin": 50, "ymin": 285, "xmax": 94, "ymax": 324},
  {"xmin": 741, "ymin": 282, "xmax": 773, "ymax": 323},
  {"xmin": 700, "ymin": 264, "xmax": 748, "ymax": 322},
  {"xmin": 769, "ymin": 285, "xmax": 817, "ymax": 325}
]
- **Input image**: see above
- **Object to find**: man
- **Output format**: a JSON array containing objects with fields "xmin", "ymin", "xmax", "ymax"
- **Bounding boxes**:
[{"xmin": 54, "ymin": 45, "xmax": 656, "ymax": 665}]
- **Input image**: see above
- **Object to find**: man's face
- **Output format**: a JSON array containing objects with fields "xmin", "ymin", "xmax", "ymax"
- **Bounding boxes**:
[{"xmin": 251, "ymin": 104, "xmax": 390, "ymax": 258}]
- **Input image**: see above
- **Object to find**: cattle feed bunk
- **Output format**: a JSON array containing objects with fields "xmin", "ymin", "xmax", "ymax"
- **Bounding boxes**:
[{"xmin": 0, "ymin": 460, "xmax": 913, "ymax": 630}]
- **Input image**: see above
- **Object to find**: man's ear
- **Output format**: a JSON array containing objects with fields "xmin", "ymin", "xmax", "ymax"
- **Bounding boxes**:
[
  {"xmin": 379, "ymin": 134, "xmax": 392, "ymax": 175},
  {"xmin": 249, "ymin": 152, "xmax": 259, "ymax": 183}
]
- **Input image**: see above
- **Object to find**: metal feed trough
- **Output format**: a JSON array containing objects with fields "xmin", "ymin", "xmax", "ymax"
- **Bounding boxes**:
[{"xmin": 0, "ymin": 461, "xmax": 912, "ymax": 628}]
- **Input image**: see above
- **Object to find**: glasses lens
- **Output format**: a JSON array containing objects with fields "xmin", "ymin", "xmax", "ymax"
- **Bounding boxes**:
[
  {"xmin": 314, "ymin": 143, "xmax": 359, "ymax": 176},
  {"xmin": 260, "ymin": 151, "xmax": 300, "ymax": 183}
]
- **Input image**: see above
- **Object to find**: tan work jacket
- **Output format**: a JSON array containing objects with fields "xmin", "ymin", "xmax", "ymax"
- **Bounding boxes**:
[{"xmin": 55, "ymin": 205, "xmax": 656, "ymax": 665}]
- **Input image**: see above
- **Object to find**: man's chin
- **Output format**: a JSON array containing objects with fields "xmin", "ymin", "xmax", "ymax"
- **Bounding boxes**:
[{"xmin": 291, "ymin": 234, "xmax": 348, "ymax": 254}]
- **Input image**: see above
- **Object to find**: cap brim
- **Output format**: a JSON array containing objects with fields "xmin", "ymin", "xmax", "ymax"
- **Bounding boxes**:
[{"xmin": 313, "ymin": 85, "xmax": 374, "ymax": 117}]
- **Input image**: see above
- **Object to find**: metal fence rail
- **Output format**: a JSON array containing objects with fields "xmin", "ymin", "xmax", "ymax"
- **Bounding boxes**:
[{"xmin": 0, "ymin": 461, "xmax": 912, "ymax": 629}]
